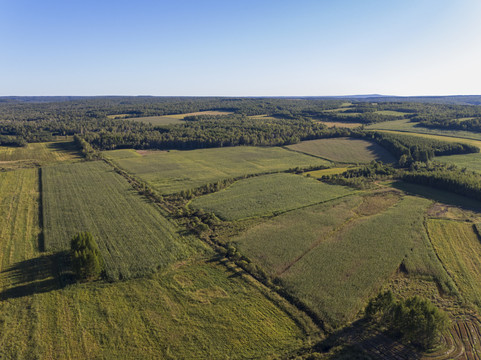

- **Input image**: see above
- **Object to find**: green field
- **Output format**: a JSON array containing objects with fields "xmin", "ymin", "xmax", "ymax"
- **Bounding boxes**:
[
  {"xmin": 436, "ymin": 152, "xmax": 481, "ymax": 173},
  {"xmin": 0, "ymin": 141, "xmax": 80, "ymax": 166},
  {"xmin": 190, "ymin": 173, "xmax": 355, "ymax": 220},
  {"xmin": 42, "ymin": 161, "xmax": 198, "ymax": 280},
  {"xmin": 427, "ymin": 219, "xmax": 481, "ymax": 310},
  {"xmin": 233, "ymin": 193, "xmax": 451, "ymax": 327},
  {"xmin": 0, "ymin": 162, "xmax": 307, "ymax": 359},
  {"xmin": 286, "ymin": 137, "xmax": 396, "ymax": 163},
  {"xmin": 304, "ymin": 167, "xmax": 353, "ymax": 178},
  {"xmin": 367, "ymin": 119, "xmax": 481, "ymax": 143},
  {"xmin": 103, "ymin": 146, "xmax": 331, "ymax": 194}
]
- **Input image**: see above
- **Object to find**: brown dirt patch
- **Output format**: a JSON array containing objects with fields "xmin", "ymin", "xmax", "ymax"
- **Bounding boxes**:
[{"xmin": 355, "ymin": 192, "xmax": 401, "ymax": 217}]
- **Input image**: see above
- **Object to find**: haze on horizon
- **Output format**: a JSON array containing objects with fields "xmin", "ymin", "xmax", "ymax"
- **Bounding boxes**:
[{"xmin": 1, "ymin": 0, "xmax": 480, "ymax": 97}]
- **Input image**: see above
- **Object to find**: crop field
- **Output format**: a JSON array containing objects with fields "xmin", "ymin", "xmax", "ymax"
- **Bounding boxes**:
[
  {"xmin": 0, "ymin": 141, "xmax": 80, "ymax": 165},
  {"xmin": 233, "ymin": 193, "xmax": 451, "ymax": 327},
  {"xmin": 286, "ymin": 137, "xmax": 396, "ymax": 163},
  {"xmin": 103, "ymin": 146, "xmax": 331, "ymax": 194},
  {"xmin": 367, "ymin": 119, "xmax": 481, "ymax": 143},
  {"xmin": 190, "ymin": 173, "xmax": 355, "ymax": 220},
  {"xmin": 436, "ymin": 152, "xmax": 481, "ymax": 173},
  {"xmin": 1, "ymin": 259, "xmax": 304, "ymax": 359},
  {"xmin": 427, "ymin": 219, "xmax": 481, "ymax": 310},
  {"xmin": 42, "ymin": 161, "xmax": 199, "ymax": 280}
]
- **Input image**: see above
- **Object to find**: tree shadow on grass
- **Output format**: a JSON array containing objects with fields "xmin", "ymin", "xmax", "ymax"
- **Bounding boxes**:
[
  {"xmin": 0, "ymin": 251, "xmax": 74, "ymax": 301},
  {"xmin": 314, "ymin": 318, "xmax": 421, "ymax": 359}
]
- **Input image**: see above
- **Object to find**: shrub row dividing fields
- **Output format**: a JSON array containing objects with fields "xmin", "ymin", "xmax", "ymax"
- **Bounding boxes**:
[
  {"xmin": 233, "ymin": 193, "xmax": 452, "ymax": 327},
  {"xmin": 190, "ymin": 173, "xmax": 355, "ymax": 220},
  {"xmin": 103, "ymin": 146, "xmax": 331, "ymax": 194},
  {"xmin": 286, "ymin": 137, "xmax": 396, "ymax": 164},
  {"xmin": 42, "ymin": 161, "xmax": 198, "ymax": 280}
]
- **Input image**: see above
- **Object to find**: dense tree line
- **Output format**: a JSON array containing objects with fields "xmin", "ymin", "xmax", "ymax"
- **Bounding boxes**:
[
  {"xmin": 82, "ymin": 116, "xmax": 352, "ymax": 150},
  {"xmin": 401, "ymin": 163, "xmax": 481, "ymax": 201},
  {"xmin": 359, "ymin": 132, "xmax": 479, "ymax": 165}
]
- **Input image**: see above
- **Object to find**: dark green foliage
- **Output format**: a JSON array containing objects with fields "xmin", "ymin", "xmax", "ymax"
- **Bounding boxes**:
[
  {"xmin": 322, "ymin": 161, "xmax": 396, "ymax": 189},
  {"xmin": 401, "ymin": 162, "xmax": 481, "ymax": 201},
  {"xmin": 361, "ymin": 132, "xmax": 478, "ymax": 164},
  {"xmin": 70, "ymin": 232, "xmax": 105, "ymax": 281},
  {"xmin": 365, "ymin": 291, "xmax": 449, "ymax": 350}
]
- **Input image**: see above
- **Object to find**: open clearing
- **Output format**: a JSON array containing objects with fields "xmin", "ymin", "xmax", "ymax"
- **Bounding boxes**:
[
  {"xmin": 286, "ymin": 137, "xmax": 396, "ymax": 163},
  {"xmin": 0, "ymin": 141, "xmax": 80, "ymax": 165},
  {"xmin": 124, "ymin": 115, "xmax": 185, "ymax": 126},
  {"xmin": 304, "ymin": 167, "xmax": 353, "ymax": 178},
  {"xmin": 42, "ymin": 161, "xmax": 198, "ymax": 280},
  {"xmin": 233, "ymin": 193, "xmax": 450, "ymax": 327},
  {"xmin": 190, "ymin": 173, "xmax": 354, "ymax": 220},
  {"xmin": 103, "ymin": 146, "xmax": 331, "ymax": 194},
  {"xmin": 427, "ymin": 219, "xmax": 481, "ymax": 310}
]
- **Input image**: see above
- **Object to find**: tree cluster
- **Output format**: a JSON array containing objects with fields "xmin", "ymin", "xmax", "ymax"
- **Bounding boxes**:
[
  {"xmin": 70, "ymin": 232, "xmax": 105, "ymax": 281},
  {"xmin": 365, "ymin": 291, "xmax": 449, "ymax": 350}
]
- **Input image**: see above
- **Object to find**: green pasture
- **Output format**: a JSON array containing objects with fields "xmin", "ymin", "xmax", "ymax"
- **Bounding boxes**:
[
  {"xmin": 190, "ymin": 173, "xmax": 354, "ymax": 220},
  {"xmin": 103, "ymin": 146, "xmax": 331, "ymax": 194}
]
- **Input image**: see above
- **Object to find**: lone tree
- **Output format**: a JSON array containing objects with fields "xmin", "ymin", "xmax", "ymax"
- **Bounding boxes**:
[{"xmin": 70, "ymin": 232, "xmax": 105, "ymax": 281}]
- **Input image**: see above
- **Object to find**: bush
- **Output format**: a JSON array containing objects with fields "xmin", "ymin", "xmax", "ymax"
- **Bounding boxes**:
[
  {"xmin": 365, "ymin": 291, "xmax": 449, "ymax": 350},
  {"xmin": 70, "ymin": 232, "xmax": 105, "ymax": 281}
]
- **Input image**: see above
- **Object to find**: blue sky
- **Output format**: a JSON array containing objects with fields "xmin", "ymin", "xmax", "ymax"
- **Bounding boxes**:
[{"xmin": 1, "ymin": 0, "xmax": 480, "ymax": 96}]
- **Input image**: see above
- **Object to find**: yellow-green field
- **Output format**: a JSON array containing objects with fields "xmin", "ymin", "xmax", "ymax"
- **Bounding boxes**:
[
  {"xmin": 190, "ymin": 173, "xmax": 354, "ymax": 220},
  {"xmin": 286, "ymin": 137, "xmax": 396, "ymax": 163},
  {"xmin": 427, "ymin": 219, "xmax": 481, "ymax": 310},
  {"xmin": 0, "ymin": 161, "xmax": 308, "ymax": 359},
  {"xmin": 103, "ymin": 146, "xmax": 331, "ymax": 194},
  {"xmin": 304, "ymin": 167, "xmax": 352, "ymax": 178},
  {"xmin": 0, "ymin": 141, "xmax": 80, "ymax": 166},
  {"xmin": 367, "ymin": 119, "xmax": 481, "ymax": 144}
]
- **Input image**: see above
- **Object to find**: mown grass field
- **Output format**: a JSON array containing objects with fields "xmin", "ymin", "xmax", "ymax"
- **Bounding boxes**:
[
  {"xmin": 233, "ymin": 193, "xmax": 452, "ymax": 327},
  {"xmin": 427, "ymin": 219, "xmax": 481, "ymax": 310},
  {"xmin": 286, "ymin": 137, "xmax": 396, "ymax": 163},
  {"xmin": 0, "ymin": 141, "xmax": 80, "ymax": 166},
  {"xmin": 190, "ymin": 173, "xmax": 355, "ymax": 220},
  {"xmin": 103, "ymin": 146, "xmax": 331, "ymax": 194},
  {"xmin": 0, "ymin": 162, "xmax": 307, "ymax": 359},
  {"xmin": 1, "ymin": 258, "xmax": 304, "ymax": 360},
  {"xmin": 318, "ymin": 121, "xmax": 363, "ymax": 128},
  {"xmin": 42, "ymin": 161, "xmax": 199, "ymax": 280},
  {"xmin": 367, "ymin": 119, "xmax": 481, "ymax": 144}
]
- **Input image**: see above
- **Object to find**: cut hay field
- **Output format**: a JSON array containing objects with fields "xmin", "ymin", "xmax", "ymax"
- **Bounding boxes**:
[
  {"xmin": 0, "ymin": 141, "xmax": 80, "ymax": 166},
  {"xmin": 2, "ymin": 259, "xmax": 304, "ymax": 360},
  {"xmin": 42, "ymin": 161, "xmax": 199, "ymax": 280},
  {"xmin": 103, "ymin": 146, "xmax": 331, "ymax": 194},
  {"xmin": 190, "ymin": 173, "xmax": 355, "ymax": 220},
  {"xmin": 286, "ymin": 137, "xmax": 396, "ymax": 163},
  {"xmin": 367, "ymin": 119, "xmax": 481, "ymax": 144},
  {"xmin": 427, "ymin": 219, "xmax": 481, "ymax": 310},
  {"xmin": 233, "ymin": 193, "xmax": 452, "ymax": 327}
]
